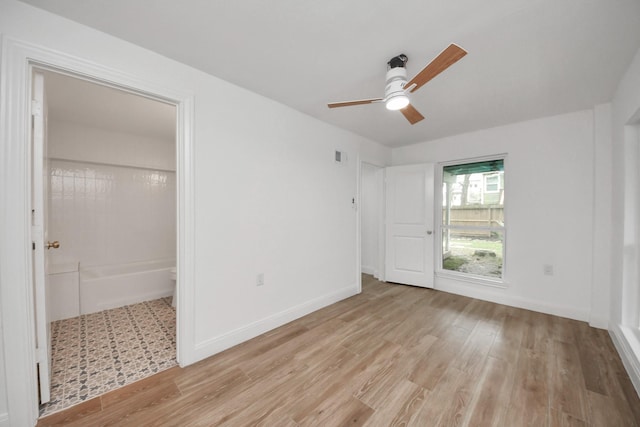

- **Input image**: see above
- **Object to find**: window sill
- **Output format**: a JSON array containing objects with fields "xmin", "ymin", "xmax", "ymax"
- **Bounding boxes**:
[{"xmin": 436, "ymin": 270, "xmax": 508, "ymax": 289}]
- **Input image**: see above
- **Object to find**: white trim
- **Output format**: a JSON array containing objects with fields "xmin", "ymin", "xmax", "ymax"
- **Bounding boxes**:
[
  {"xmin": 356, "ymin": 154, "xmax": 362, "ymax": 293},
  {"xmin": 0, "ymin": 413, "xmax": 10, "ymax": 427},
  {"xmin": 378, "ymin": 167, "xmax": 386, "ymax": 281},
  {"xmin": 435, "ymin": 276, "xmax": 590, "ymax": 322},
  {"xmin": 0, "ymin": 37, "xmax": 196, "ymax": 424},
  {"xmin": 361, "ymin": 266, "xmax": 376, "ymax": 275},
  {"xmin": 436, "ymin": 271, "xmax": 507, "ymax": 289},
  {"xmin": 192, "ymin": 284, "xmax": 359, "ymax": 362},
  {"xmin": 175, "ymin": 86, "xmax": 196, "ymax": 366},
  {"xmin": 0, "ymin": 35, "xmax": 40, "ymax": 427},
  {"xmin": 610, "ymin": 324, "xmax": 640, "ymax": 398},
  {"xmin": 588, "ymin": 315, "xmax": 609, "ymax": 330},
  {"xmin": 359, "ymin": 160, "xmax": 385, "ymax": 282}
]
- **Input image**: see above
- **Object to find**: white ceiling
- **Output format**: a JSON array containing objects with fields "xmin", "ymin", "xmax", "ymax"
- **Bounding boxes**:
[
  {"xmin": 21, "ymin": 0, "xmax": 640, "ymax": 147},
  {"xmin": 43, "ymin": 70, "xmax": 176, "ymax": 141}
]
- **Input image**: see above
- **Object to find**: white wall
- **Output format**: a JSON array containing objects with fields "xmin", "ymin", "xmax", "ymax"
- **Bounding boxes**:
[
  {"xmin": 49, "ymin": 120, "xmax": 175, "ymax": 171},
  {"xmin": 0, "ymin": 312, "xmax": 7, "ymax": 426},
  {"xmin": 393, "ymin": 110, "xmax": 596, "ymax": 322},
  {"xmin": 610, "ymin": 46, "xmax": 640, "ymax": 394},
  {"xmin": 591, "ymin": 103, "xmax": 613, "ymax": 328},
  {"xmin": 0, "ymin": 1, "xmax": 391, "ymax": 424}
]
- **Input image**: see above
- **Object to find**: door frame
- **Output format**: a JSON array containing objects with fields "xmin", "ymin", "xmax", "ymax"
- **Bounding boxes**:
[
  {"xmin": 0, "ymin": 37, "xmax": 196, "ymax": 425},
  {"xmin": 359, "ymin": 161, "xmax": 385, "ymax": 282}
]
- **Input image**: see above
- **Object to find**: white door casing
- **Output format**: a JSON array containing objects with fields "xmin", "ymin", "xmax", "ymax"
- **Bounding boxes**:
[
  {"xmin": 0, "ymin": 39, "xmax": 195, "ymax": 426},
  {"xmin": 385, "ymin": 163, "xmax": 434, "ymax": 288},
  {"xmin": 31, "ymin": 71, "xmax": 52, "ymax": 404},
  {"xmin": 360, "ymin": 162, "xmax": 383, "ymax": 279}
]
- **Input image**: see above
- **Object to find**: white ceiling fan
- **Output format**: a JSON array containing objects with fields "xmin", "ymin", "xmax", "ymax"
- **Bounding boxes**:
[{"xmin": 328, "ymin": 44, "xmax": 467, "ymax": 125}]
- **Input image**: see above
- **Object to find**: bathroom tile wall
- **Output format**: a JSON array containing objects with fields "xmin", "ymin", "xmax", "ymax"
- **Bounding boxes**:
[{"xmin": 48, "ymin": 159, "xmax": 176, "ymax": 268}]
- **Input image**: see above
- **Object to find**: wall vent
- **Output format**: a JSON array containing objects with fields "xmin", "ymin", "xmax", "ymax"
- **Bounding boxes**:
[{"xmin": 335, "ymin": 150, "xmax": 347, "ymax": 165}]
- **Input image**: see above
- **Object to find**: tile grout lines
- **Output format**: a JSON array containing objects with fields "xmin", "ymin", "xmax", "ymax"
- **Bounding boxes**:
[{"xmin": 40, "ymin": 297, "xmax": 177, "ymax": 417}]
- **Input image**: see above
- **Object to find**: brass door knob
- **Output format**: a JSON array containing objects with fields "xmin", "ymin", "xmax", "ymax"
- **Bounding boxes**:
[{"xmin": 46, "ymin": 241, "xmax": 60, "ymax": 250}]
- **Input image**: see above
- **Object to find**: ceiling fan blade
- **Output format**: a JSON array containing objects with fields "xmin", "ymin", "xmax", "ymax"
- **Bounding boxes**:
[
  {"xmin": 327, "ymin": 98, "xmax": 383, "ymax": 108},
  {"xmin": 405, "ymin": 44, "xmax": 467, "ymax": 93},
  {"xmin": 400, "ymin": 104, "xmax": 425, "ymax": 125}
]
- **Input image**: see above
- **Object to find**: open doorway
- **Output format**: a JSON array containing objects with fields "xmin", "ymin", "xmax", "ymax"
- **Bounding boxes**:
[
  {"xmin": 33, "ymin": 69, "xmax": 178, "ymax": 416},
  {"xmin": 360, "ymin": 162, "xmax": 384, "ymax": 281}
]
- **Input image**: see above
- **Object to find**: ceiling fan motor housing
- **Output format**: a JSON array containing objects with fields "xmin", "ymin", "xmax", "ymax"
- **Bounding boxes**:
[{"xmin": 385, "ymin": 66, "xmax": 408, "ymax": 102}]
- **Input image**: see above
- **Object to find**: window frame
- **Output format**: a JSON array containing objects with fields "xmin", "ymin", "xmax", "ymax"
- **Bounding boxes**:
[{"xmin": 436, "ymin": 155, "xmax": 508, "ymax": 287}]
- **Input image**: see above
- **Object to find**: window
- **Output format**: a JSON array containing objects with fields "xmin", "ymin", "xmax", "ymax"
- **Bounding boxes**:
[
  {"xmin": 484, "ymin": 174, "xmax": 500, "ymax": 193},
  {"xmin": 440, "ymin": 158, "xmax": 505, "ymax": 281}
]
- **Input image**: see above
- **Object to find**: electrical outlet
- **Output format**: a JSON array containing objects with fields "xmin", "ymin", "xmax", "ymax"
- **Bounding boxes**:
[
  {"xmin": 256, "ymin": 273, "xmax": 264, "ymax": 286},
  {"xmin": 543, "ymin": 264, "xmax": 554, "ymax": 276}
]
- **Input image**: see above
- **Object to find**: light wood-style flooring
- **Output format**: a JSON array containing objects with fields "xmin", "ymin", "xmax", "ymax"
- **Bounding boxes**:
[{"xmin": 38, "ymin": 275, "xmax": 640, "ymax": 426}]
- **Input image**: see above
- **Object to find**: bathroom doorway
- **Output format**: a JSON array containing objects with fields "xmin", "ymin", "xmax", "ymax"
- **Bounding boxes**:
[{"xmin": 33, "ymin": 68, "xmax": 179, "ymax": 416}]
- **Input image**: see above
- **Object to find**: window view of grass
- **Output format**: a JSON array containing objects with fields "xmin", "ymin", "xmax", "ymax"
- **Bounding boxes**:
[
  {"xmin": 442, "ymin": 233, "xmax": 503, "ymax": 278},
  {"xmin": 441, "ymin": 159, "xmax": 505, "ymax": 280}
]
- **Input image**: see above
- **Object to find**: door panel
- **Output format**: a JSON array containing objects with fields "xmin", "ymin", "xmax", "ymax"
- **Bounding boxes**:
[
  {"xmin": 392, "ymin": 236, "xmax": 425, "ymax": 272},
  {"xmin": 32, "ymin": 71, "xmax": 52, "ymax": 403},
  {"xmin": 385, "ymin": 164, "xmax": 434, "ymax": 288},
  {"xmin": 393, "ymin": 170, "xmax": 425, "ymax": 224}
]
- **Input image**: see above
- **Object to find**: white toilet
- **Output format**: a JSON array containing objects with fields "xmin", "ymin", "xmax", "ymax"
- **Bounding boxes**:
[{"xmin": 170, "ymin": 267, "xmax": 177, "ymax": 307}]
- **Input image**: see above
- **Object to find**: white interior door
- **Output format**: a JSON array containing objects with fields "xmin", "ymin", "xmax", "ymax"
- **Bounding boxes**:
[
  {"xmin": 385, "ymin": 163, "xmax": 434, "ymax": 288},
  {"xmin": 32, "ymin": 71, "xmax": 53, "ymax": 404}
]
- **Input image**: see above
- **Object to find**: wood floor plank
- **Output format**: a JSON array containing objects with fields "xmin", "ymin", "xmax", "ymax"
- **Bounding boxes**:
[
  {"xmin": 223, "ymin": 345, "xmax": 358, "ymax": 425},
  {"xmin": 489, "ymin": 312, "xmax": 525, "ymax": 362},
  {"xmin": 575, "ymin": 322, "xmax": 610, "ymax": 396},
  {"xmin": 617, "ymin": 371, "xmax": 640, "ymax": 425},
  {"xmin": 62, "ymin": 376, "xmax": 181, "ymax": 427},
  {"xmin": 297, "ymin": 391, "xmax": 374, "ymax": 427},
  {"xmin": 37, "ymin": 275, "xmax": 640, "ymax": 427},
  {"xmin": 464, "ymin": 356, "xmax": 512, "ymax": 426},
  {"xmin": 290, "ymin": 339, "xmax": 400, "ymax": 422},
  {"xmin": 508, "ymin": 345, "xmax": 551, "ymax": 426},
  {"xmin": 409, "ymin": 366, "xmax": 475, "ymax": 426},
  {"xmin": 407, "ymin": 337, "xmax": 461, "ymax": 390},
  {"xmin": 452, "ymin": 320, "xmax": 497, "ymax": 378},
  {"xmin": 549, "ymin": 408, "xmax": 588, "ymax": 427},
  {"xmin": 549, "ymin": 340, "xmax": 589, "ymax": 423},
  {"xmin": 101, "ymin": 365, "xmax": 181, "ymax": 408},
  {"xmin": 452, "ymin": 298, "xmax": 498, "ymax": 333},
  {"xmin": 37, "ymin": 397, "xmax": 102, "ymax": 427},
  {"xmin": 355, "ymin": 334, "xmax": 436, "ymax": 409},
  {"xmin": 362, "ymin": 379, "xmax": 426, "ymax": 426},
  {"xmin": 587, "ymin": 389, "xmax": 638, "ymax": 427}
]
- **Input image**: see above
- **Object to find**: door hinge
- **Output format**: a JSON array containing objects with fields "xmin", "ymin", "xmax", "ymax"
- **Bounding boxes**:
[{"xmin": 32, "ymin": 241, "xmax": 36, "ymax": 250}]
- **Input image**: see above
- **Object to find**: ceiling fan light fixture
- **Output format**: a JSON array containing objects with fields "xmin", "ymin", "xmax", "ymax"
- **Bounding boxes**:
[
  {"xmin": 385, "ymin": 94, "xmax": 410, "ymax": 111},
  {"xmin": 327, "ymin": 44, "xmax": 467, "ymax": 125}
]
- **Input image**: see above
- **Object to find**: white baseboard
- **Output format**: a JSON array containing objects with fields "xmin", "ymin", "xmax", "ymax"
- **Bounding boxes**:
[
  {"xmin": 610, "ymin": 324, "xmax": 640, "ymax": 398},
  {"xmin": 191, "ymin": 284, "xmax": 359, "ymax": 364},
  {"xmin": 361, "ymin": 266, "xmax": 375, "ymax": 275},
  {"xmin": 589, "ymin": 315, "xmax": 609, "ymax": 330},
  {"xmin": 434, "ymin": 278, "xmax": 590, "ymax": 322}
]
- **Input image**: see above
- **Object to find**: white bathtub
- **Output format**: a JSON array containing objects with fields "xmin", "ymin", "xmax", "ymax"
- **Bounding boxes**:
[{"xmin": 80, "ymin": 259, "xmax": 175, "ymax": 314}]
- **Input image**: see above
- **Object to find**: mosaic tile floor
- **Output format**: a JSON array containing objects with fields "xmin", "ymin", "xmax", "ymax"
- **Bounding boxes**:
[{"xmin": 40, "ymin": 297, "xmax": 177, "ymax": 416}]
